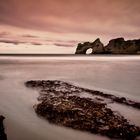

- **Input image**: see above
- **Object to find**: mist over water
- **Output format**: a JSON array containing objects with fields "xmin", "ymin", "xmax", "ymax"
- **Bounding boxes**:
[{"xmin": 0, "ymin": 56, "xmax": 140, "ymax": 140}]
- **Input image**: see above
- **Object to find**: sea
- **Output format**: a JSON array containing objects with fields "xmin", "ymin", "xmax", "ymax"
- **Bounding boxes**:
[{"xmin": 0, "ymin": 55, "xmax": 140, "ymax": 140}]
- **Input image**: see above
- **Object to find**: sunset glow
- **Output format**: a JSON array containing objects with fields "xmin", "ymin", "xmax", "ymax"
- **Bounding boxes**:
[{"xmin": 0, "ymin": 0, "xmax": 140, "ymax": 53}]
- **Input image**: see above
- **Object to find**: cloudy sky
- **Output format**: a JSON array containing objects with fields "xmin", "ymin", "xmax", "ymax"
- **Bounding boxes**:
[{"xmin": 0, "ymin": 0, "xmax": 140, "ymax": 53}]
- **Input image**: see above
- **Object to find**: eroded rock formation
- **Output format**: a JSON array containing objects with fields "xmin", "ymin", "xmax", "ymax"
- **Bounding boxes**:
[
  {"xmin": 75, "ymin": 38, "xmax": 140, "ymax": 54},
  {"xmin": 25, "ymin": 80, "xmax": 140, "ymax": 139},
  {"xmin": 76, "ymin": 38, "xmax": 104, "ymax": 54}
]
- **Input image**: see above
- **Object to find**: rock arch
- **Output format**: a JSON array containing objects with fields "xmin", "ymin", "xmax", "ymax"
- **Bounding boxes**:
[
  {"xmin": 75, "ymin": 38, "xmax": 104, "ymax": 54},
  {"xmin": 86, "ymin": 48, "xmax": 93, "ymax": 54},
  {"xmin": 75, "ymin": 38, "xmax": 140, "ymax": 54}
]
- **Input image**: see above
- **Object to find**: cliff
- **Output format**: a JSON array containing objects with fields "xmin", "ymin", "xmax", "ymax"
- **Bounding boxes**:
[{"xmin": 75, "ymin": 38, "xmax": 140, "ymax": 54}]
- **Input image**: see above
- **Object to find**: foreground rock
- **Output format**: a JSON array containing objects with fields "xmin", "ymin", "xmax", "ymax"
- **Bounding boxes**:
[
  {"xmin": 25, "ymin": 80, "xmax": 140, "ymax": 139},
  {"xmin": 0, "ymin": 115, "xmax": 7, "ymax": 140},
  {"xmin": 75, "ymin": 38, "xmax": 140, "ymax": 54}
]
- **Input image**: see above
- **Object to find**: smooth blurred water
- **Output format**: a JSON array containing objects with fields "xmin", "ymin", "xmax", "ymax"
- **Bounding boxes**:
[{"xmin": 0, "ymin": 56, "xmax": 140, "ymax": 140}]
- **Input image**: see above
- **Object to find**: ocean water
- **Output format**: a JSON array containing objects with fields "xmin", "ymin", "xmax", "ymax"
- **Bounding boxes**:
[{"xmin": 0, "ymin": 56, "xmax": 140, "ymax": 140}]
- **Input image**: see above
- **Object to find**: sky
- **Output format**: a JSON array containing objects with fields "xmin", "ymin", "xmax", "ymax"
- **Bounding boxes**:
[{"xmin": 0, "ymin": 0, "xmax": 140, "ymax": 54}]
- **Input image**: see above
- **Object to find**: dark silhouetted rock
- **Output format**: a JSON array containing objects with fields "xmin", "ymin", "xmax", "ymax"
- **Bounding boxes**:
[
  {"xmin": 0, "ymin": 115, "xmax": 7, "ymax": 140},
  {"xmin": 25, "ymin": 80, "xmax": 140, "ymax": 140},
  {"xmin": 75, "ymin": 38, "xmax": 140, "ymax": 54},
  {"xmin": 75, "ymin": 38, "xmax": 104, "ymax": 54},
  {"xmin": 106, "ymin": 38, "xmax": 140, "ymax": 54}
]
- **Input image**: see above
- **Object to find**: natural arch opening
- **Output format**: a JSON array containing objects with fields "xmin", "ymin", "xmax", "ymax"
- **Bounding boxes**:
[{"xmin": 86, "ymin": 48, "xmax": 92, "ymax": 54}]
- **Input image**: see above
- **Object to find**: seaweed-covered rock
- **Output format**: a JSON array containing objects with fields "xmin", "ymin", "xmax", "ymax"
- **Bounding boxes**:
[{"xmin": 25, "ymin": 80, "xmax": 140, "ymax": 139}]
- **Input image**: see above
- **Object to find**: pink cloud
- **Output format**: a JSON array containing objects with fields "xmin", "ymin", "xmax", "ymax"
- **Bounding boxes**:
[{"xmin": 0, "ymin": 0, "xmax": 139, "ymax": 42}]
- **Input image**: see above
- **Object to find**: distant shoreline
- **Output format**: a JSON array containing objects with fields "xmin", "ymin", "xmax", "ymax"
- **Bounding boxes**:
[{"xmin": 0, "ymin": 54, "xmax": 140, "ymax": 57}]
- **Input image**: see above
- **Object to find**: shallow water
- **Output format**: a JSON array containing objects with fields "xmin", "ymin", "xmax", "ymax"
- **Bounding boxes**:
[{"xmin": 0, "ymin": 56, "xmax": 140, "ymax": 140}]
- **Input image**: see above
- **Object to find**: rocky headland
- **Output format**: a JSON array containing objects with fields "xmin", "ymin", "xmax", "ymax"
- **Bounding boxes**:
[
  {"xmin": 75, "ymin": 38, "xmax": 140, "ymax": 54},
  {"xmin": 25, "ymin": 80, "xmax": 140, "ymax": 140}
]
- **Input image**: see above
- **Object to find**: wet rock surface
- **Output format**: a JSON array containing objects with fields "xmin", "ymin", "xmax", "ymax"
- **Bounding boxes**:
[
  {"xmin": 25, "ymin": 80, "xmax": 140, "ymax": 139},
  {"xmin": 0, "ymin": 115, "xmax": 7, "ymax": 140}
]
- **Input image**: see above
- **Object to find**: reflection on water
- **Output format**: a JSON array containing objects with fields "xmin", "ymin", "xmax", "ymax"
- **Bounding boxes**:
[{"xmin": 0, "ymin": 56, "xmax": 140, "ymax": 140}]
